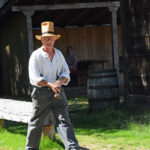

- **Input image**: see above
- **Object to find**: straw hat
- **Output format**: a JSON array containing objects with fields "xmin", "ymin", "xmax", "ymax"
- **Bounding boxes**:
[{"xmin": 35, "ymin": 21, "xmax": 61, "ymax": 40}]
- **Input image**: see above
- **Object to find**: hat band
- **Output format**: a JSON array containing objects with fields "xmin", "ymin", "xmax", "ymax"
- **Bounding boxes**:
[{"xmin": 42, "ymin": 31, "xmax": 55, "ymax": 35}]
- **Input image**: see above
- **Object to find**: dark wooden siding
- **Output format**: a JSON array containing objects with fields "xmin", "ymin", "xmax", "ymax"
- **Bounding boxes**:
[
  {"xmin": 0, "ymin": 13, "xmax": 29, "ymax": 97},
  {"xmin": 121, "ymin": 0, "xmax": 150, "ymax": 107}
]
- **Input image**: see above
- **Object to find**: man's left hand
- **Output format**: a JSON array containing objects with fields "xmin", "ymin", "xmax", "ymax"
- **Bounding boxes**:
[
  {"xmin": 54, "ymin": 76, "xmax": 68, "ymax": 93},
  {"xmin": 54, "ymin": 79, "xmax": 63, "ymax": 93}
]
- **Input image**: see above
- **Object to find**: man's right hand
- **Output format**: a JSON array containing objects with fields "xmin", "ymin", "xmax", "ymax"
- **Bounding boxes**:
[
  {"xmin": 38, "ymin": 80, "xmax": 58, "ymax": 94},
  {"xmin": 48, "ymin": 82, "xmax": 59, "ymax": 94}
]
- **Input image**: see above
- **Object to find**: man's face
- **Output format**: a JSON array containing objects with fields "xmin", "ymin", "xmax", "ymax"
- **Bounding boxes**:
[{"xmin": 41, "ymin": 36, "xmax": 55, "ymax": 49}]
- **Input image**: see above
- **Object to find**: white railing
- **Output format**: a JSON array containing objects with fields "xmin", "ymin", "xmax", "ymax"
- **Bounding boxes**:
[
  {"xmin": 0, "ymin": 98, "xmax": 55, "ymax": 139},
  {"xmin": 0, "ymin": 98, "xmax": 33, "ymax": 123}
]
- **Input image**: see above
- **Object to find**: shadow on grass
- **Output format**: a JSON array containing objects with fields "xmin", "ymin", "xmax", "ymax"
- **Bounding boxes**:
[
  {"xmin": 4, "ymin": 120, "xmax": 27, "ymax": 135},
  {"xmin": 69, "ymin": 101, "xmax": 150, "ymax": 136}
]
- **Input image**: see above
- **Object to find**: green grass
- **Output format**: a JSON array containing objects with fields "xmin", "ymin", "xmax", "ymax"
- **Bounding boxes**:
[
  {"xmin": 0, "ymin": 127, "xmax": 26, "ymax": 150},
  {"xmin": 1, "ymin": 97, "xmax": 150, "ymax": 150}
]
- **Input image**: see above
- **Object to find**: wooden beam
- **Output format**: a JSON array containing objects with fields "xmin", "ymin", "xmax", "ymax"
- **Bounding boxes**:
[
  {"xmin": 54, "ymin": 10, "xmax": 69, "ymax": 23},
  {"xmin": 52, "ymin": 0, "xmax": 60, "ymax": 5},
  {"xmin": 12, "ymin": 2, "xmax": 120, "ymax": 12},
  {"xmin": 108, "ymin": 6, "xmax": 121, "ymax": 89},
  {"xmin": 33, "ymin": 11, "xmax": 47, "ymax": 25},
  {"xmin": 109, "ymin": 6, "xmax": 119, "ymax": 69},
  {"xmin": 33, "ymin": 0, "xmax": 41, "ymax": 5},
  {"xmin": 120, "ymin": 0, "xmax": 128, "ymax": 95},
  {"xmin": 66, "ymin": 9, "xmax": 89, "ymax": 26},
  {"xmin": 22, "ymin": 10, "xmax": 34, "ymax": 55},
  {"xmin": 85, "ymin": 8, "xmax": 108, "ymax": 25}
]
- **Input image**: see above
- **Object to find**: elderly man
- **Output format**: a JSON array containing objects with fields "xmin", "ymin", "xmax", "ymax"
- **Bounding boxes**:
[{"xmin": 26, "ymin": 21, "xmax": 79, "ymax": 150}]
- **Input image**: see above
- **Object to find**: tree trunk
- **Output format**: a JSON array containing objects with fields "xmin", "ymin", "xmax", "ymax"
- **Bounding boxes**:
[
  {"xmin": 120, "ymin": 0, "xmax": 150, "ymax": 107},
  {"xmin": 42, "ymin": 110, "xmax": 56, "ymax": 140},
  {"xmin": 43, "ymin": 125, "xmax": 56, "ymax": 140},
  {"xmin": 0, "ymin": 119, "xmax": 4, "ymax": 127}
]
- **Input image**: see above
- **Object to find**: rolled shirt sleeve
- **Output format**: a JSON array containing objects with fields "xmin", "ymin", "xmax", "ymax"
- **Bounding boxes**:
[{"xmin": 28, "ymin": 52, "xmax": 45, "ymax": 87}]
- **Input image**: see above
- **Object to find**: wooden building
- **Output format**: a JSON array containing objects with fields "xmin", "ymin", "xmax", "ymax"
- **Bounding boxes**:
[
  {"xmin": 0, "ymin": 0, "xmax": 122, "ymax": 98},
  {"xmin": 121, "ymin": 0, "xmax": 150, "ymax": 107}
]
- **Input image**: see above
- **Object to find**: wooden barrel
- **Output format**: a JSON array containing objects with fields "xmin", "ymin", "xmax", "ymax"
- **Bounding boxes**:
[{"xmin": 87, "ymin": 70, "xmax": 120, "ymax": 110}]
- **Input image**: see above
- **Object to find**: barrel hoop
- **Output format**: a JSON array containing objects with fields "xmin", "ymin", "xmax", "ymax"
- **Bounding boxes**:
[
  {"xmin": 88, "ymin": 97, "xmax": 119, "ymax": 102},
  {"xmin": 88, "ymin": 85, "xmax": 119, "ymax": 89},
  {"xmin": 88, "ymin": 74, "xmax": 117, "ymax": 79}
]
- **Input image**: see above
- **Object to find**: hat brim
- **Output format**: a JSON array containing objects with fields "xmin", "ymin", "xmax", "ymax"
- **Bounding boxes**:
[{"xmin": 35, "ymin": 33, "xmax": 61, "ymax": 40}]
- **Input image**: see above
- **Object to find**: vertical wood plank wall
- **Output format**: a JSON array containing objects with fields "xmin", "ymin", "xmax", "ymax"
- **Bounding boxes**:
[
  {"xmin": 0, "ymin": 13, "xmax": 30, "ymax": 97},
  {"xmin": 33, "ymin": 25, "xmax": 122, "ymax": 69}
]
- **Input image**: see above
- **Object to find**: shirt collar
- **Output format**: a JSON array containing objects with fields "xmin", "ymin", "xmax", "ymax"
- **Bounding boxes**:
[{"xmin": 39, "ymin": 46, "xmax": 57, "ymax": 58}]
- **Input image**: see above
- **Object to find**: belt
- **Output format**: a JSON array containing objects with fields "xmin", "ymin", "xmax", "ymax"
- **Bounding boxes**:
[
  {"xmin": 33, "ymin": 86, "xmax": 64, "ymax": 93},
  {"xmin": 33, "ymin": 86, "xmax": 52, "ymax": 91}
]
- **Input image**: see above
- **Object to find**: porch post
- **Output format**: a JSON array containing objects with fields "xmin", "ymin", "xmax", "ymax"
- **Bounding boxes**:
[
  {"xmin": 108, "ymin": 6, "xmax": 121, "ymax": 88},
  {"xmin": 0, "ymin": 119, "xmax": 4, "ymax": 127},
  {"xmin": 22, "ymin": 11, "xmax": 34, "ymax": 55}
]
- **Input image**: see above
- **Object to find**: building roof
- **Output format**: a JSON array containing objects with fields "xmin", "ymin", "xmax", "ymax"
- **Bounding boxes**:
[{"xmin": 0, "ymin": 0, "xmax": 120, "ymax": 28}]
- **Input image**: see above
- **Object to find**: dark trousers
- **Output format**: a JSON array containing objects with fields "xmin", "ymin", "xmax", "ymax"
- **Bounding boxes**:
[{"xmin": 26, "ymin": 87, "xmax": 78, "ymax": 150}]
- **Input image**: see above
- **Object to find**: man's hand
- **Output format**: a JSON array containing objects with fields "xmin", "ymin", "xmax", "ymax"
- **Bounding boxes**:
[
  {"xmin": 38, "ymin": 76, "xmax": 68, "ymax": 94},
  {"xmin": 53, "ymin": 80, "xmax": 62, "ymax": 94},
  {"xmin": 53, "ymin": 76, "xmax": 68, "ymax": 93},
  {"xmin": 48, "ymin": 83, "xmax": 58, "ymax": 94},
  {"xmin": 38, "ymin": 80, "xmax": 58, "ymax": 94}
]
